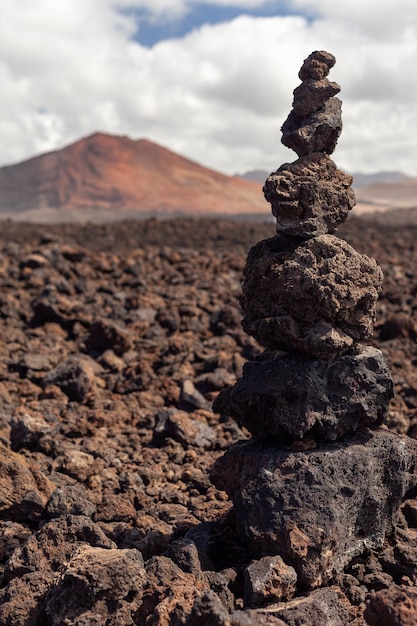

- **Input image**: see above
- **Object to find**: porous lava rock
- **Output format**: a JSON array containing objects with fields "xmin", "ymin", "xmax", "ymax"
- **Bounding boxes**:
[
  {"xmin": 1, "ymin": 52, "xmax": 417, "ymax": 625},
  {"xmin": 281, "ymin": 51, "xmax": 342, "ymax": 156},
  {"xmin": 240, "ymin": 233, "xmax": 383, "ymax": 358},
  {"xmin": 253, "ymin": 588, "xmax": 351, "ymax": 626},
  {"xmin": 364, "ymin": 585, "xmax": 417, "ymax": 625},
  {"xmin": 44, "ymin": 546, "xmax": 146, "ymax": 626},
  {"xmin": 211, "ymin": 50, "xmax": 405, "ymax": 600},
  {"xmin": 214, "ymin": 346, "xmax": 393, "ymax": 443},
  {"xmin": 298, "ymin": 50, "xmax": 336, "ymax": 81},
  {"xmin": 0, "ymin": 441, "xmax": 55, "ymax": 523},
  {"xmin": 211, "ymin": 430, "xmax": 417, "ymax": 588},
  {"xmin": 282, "ymin": 98, "xmax": 342, "ymax": 157},
  {"xmin": 263, "ymin": 154, "xmax": 355, "ymax": 237},
  {"xmin": 243, "ymin": 555, "xmax": 297, "ymax": 607}
]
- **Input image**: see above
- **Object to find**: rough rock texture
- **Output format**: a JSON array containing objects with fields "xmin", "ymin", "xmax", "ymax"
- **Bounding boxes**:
[
  {"xmin": 281, "ymin": 97, "xmax": 342, "ymax": 157},
  {"xmin": 186, "ymin": 590, "xmax": 288, "ymax": 626},
  {"xmin": 214, "ymin": 346, "xmax": 393, "ymax": 443},
  {"xmin": 0, "ymin": 516, "xmax": 117, "ymax": 626},
  {"xmin": 0, "ymin": 441, "xmax": 55, "ymax": 523},
  {"xmin": 243, "ymin": 555, "xmax": 297, "ymax": 607},
  {"xmin": 298, "ymin": 50, "xmax": 336, "ymax": 81},
  {"xmin": 1, "ymin": 216, "xmax": 417, "ymax": 624},
  {"xmin": 45, "ymin": 546, "xmax": 146, "ymax": 626},
  {"xmin": 211, "ymin": 430, "xmax": 417, "ymax": 587},
  {"xmin": 241, "ymin": 234, "xmax": 383, "ymax": 358},
  {"xmin": 281, "ymin": 50, "xmax": 342, "ymax": 156},
  {"xmin": 0, "ymin": 50, "xmax": 417, "ymax": 623},
  {"xmin": 364, "ymin": 585, "xmax": 417, "ymax": 625},
  {"xmin": 263, "ymin": 154, "xmax": 355, "ymax": 237},
  {"xmin": 292, "ymin": 79, "xmax": 340, "ymax": 117},
  {"xmin": 255, "ymin": 588, "xmax": 351, "ymax": 625}
]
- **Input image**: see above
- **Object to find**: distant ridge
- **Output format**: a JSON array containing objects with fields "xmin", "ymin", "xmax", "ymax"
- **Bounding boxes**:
[
  {"xmin": 0, "ymin": 133, "xmax": 268, "ymax": 222},
  {"xmin": 351, "ymin": 171, "xmax": 410, "ymax": 189},
  {"xmin": 239, "ymin": 168, "xmax": 411, "ymax": 189}
]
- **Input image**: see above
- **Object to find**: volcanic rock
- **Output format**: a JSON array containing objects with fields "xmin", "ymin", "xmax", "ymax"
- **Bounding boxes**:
[
  {"xmin": 263, "ymin": 154, "xmax": 355, "ymax": 237},
  {"xmin": 4, "ymin": 516, "xmax": 115, "ymax": 581},
  {"xmin": 45, "ymin": 485, "xmax": 97, "ymax": 519},
  {"xmin": 1, "ymin": 47, "xmax": 417, "ymax": 626},
  {"xmin": 281, "ymin": 98, "xmax": 342, "ymax": 157},
  {"xmin": 1, "ymin": 213, "xmax": 417, "ymax": 623},
  {"xmin": 0, "ymin": 516, "xmax": 117, "ymax": 625},
  {"xmin": 281, "ymin": 51, "xmax": 342, "ymax": 157},
  {"xmin": 0, "ymin": 441, "xmax": 55, "ymax": 523},
  {"xmin": 298, "ymin": 50, "xmax": 336, "ymax": 81},
  {"xmin": 258, "ymin": 588, "xmax": 350, "ymax": 625},
  {"xmin": 364, "ymin": 584, "xmax": 417, "ymax": 625},
  {"xmin": 10, "ymin": 407, "xmax": 57, "ymax": 452},
  {"xmin": 44, "ymin": 546, "xmax": 146, "ymax": 626},
  {"xmin": 243, "ymin": 555, "xmax": 297, "ymax": 607},
  {"xmin": 138, "ymin": 555, "xmax": 215, "ymax": 625},
  {"xmin": 0, "ymin": 571, "xmax": 53, "ymax": 626},
  {"xmin": 43, "ymin": 354, "xmax": 98, "ymax": 402},
  {"xmin": 187, "ymin": 590, "xmax": 288, "ymax": 626},
  {"xmin": 292, "ymin": 79, "xmax": 341, "ymax": 117},
  {"xmin": 211, "ymin": 430, "xmax": 417, "ymax": 587},
  {"xmin": 240, "ymin": 234, "xmax": 383, "ymax": 358},
  {"xmin": 214, "ymin": 346, "xmax": 393, "ymax": 443},
  {"xmin": 0, "ymin": 132, "xmax": 268, "ymax": 219}
]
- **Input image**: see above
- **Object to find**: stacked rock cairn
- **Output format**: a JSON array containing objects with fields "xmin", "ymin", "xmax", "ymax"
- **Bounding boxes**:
[{"xmin": 211, "ymin": 51, "xmax": 417, "ymax": 591}]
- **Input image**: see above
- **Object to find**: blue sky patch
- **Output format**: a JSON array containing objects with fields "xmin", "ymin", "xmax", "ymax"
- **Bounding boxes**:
[{"xmin": 126, "ymin": 3, "xmax": 300, "ymax": 47}]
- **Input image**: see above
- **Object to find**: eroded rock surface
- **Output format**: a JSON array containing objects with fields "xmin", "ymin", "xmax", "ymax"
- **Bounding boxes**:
[
  {"xmin": 263, "ymin": 154, "xmax": 355, "ymax": 237},
  {"xmin": 0, "ymin": 441, "xmax": 55, "ymax": 523},
  {"xmin": 281, "ymin": 50, "xmax": 342, "ymax": 156},
  {"xmin": 45, "ymin": 546, "xmax": 146, "ymax": 626},
  {"xmin": 211, "ymin": 430, "xmax": 417, "ymax": 587},
  {"xmin": 207, "ymin": 44, "xmax": 415, "ymax": 600},
  {"xmin": 241, "ymin": 234, "xmax": 383, "ymax": 358},
  {"xmin": 0, "ymin": 216, "xmax": 417, "ymax": 623},
  {"xmin": 214, "ymin": 346, "xmax": 393, "ymax": 442},
  {"xmin": 1, "ymin": 50, "xmax": 417, "ymax": 625}
]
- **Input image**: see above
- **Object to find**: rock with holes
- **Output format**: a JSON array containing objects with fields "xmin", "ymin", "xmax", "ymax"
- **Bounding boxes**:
[
  {"xmin": 211, "ymin": 430, "xmax": 417, "ymax": 588},
  {"xmin": 240, "ymin": 234, "xmax": 383, "ymax": 358},
  {"xmin": 281, "ymin": 50, "xmax": 342, "ymax": 156},
  {"xmin": 263, "ymin": 154, "xmax": 355, "ymax": 238},
  {"xmin": 213, "ymin": 346, "xmax": 393, "ymax": 443}
]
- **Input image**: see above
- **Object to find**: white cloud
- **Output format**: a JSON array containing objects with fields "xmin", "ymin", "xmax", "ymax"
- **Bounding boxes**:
[
  {"xmin": 0, "ymin": 0, "xmax": 417, "ymax": 179},
  {"xmin": 289, "ymin": 0, "xmax": 417, "ymax": 38}
]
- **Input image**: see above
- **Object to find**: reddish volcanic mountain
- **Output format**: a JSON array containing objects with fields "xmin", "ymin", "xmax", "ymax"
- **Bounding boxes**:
[{"xmin": 0, "ymin": 133, "xmax": 268, "ymax": 221}]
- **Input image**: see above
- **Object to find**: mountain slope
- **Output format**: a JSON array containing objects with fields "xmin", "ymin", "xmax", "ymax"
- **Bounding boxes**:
[
  {"xmin": 0, "ymin": 133, "xmax": 268, "ymax": 220},
  {"xmin": 356, "ymin": 179, "xmax": 417, "ymax": 210}
]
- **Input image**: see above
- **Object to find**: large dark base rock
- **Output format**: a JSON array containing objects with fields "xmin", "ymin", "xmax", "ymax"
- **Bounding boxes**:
[
  {"xmin": 213, "ymin": 346, "xmax": 393, "ymax": 443},
  {"xmin": 210, "ymin": 430, "xmax": 417, "ymax": 588}
]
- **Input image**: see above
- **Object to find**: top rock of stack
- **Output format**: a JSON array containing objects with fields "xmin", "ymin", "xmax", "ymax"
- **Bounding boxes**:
[
  {"xmin": 264, "ymin": 51, "xmax": 353, "ymax": 238},
  {"xmin": 281, "ymin": 50, "xmax": 342, "ymax": 157},
  {"xmin": 298, "ymin": 50, "xmax": 336, "ymax": 80}
]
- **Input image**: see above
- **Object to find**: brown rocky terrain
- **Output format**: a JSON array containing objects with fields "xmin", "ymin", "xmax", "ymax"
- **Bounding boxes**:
[
  {"xmin": 0, "ymin": 133, "xmax": 267, "ymax": 222},
  {"xmin": 1, "ymin": 213, "xmax": 417, "ymax": 625}
]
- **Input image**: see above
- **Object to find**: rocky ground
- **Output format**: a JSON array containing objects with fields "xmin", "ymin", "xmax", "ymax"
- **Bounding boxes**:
[{"xmin": 0, "ymin": 215, "xmax": 417, "ymax": 625}]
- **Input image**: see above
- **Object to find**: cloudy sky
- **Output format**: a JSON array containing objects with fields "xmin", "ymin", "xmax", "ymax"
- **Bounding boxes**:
[{"xmin": 1, "ymin": 0, "xmax": 417, "ymax": 177}]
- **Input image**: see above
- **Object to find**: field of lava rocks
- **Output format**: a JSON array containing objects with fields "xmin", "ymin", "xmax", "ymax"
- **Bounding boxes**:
[{"xmin": 1, "ymin": 214, "xmax": 417, "ymax": 625}]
